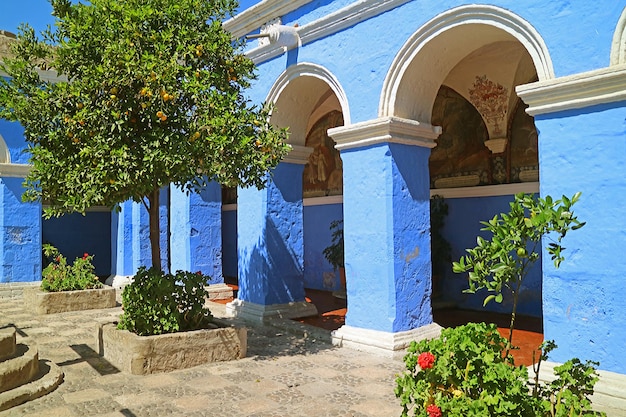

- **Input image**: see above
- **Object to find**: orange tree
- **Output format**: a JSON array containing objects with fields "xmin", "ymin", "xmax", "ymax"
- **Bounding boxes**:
[{"xmin": 0, "ymin": 0, "xmax": 289, "ymax": 269}]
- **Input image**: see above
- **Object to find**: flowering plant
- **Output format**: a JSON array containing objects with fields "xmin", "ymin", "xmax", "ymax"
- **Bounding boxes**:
[
  {"xmin": 396, "ymin": 323, "xmax": 604, "ymax": 416},
  {"xmin": 41, "ymin": 244, "xmax": 102, "ymax": 292},
  {"xmin": 396, "ymin": 322, "xmax": 536, "ymax": 417}
]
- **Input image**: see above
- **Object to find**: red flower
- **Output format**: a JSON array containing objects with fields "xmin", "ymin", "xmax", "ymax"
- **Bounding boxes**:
[
  {"xmin": 82, "ymin": 253, "xmax": 89, "ymax": 260},
  {"xmin": 55, "ymin": 256, "xmax": 61, "ymax": 263},
  {"xmin": 418, "ymin": 352, "xmax": 436, "ymax": 369},
  {"xmin": 196, "ymin": 271, "xmax": 202, "ymax": 276},
  {"xmin": 427, "ymin": 404, "xmax": 442, "ymax": 417}
]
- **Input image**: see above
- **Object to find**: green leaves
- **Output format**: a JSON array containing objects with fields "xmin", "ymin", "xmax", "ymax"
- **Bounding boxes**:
[
  {"xmin": 452, "ymin": 192, "xmax": 585, "ymax": 309},
  {"xmin": 117, "ymin": 267, "xmax": 214, "ymax": 336},
  {"xmin": 0, "ymin": 0, "xmax": 290, "ymax": 219}
]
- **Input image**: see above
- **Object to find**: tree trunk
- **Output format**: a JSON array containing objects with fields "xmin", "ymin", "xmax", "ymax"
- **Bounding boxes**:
[{"xmin": 147, "ymin": 188, "xmax": 162, "ymax": 271}]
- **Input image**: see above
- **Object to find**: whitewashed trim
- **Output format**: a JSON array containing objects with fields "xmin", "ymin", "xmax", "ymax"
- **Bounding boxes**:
[
  {"xmin": 244, "ymin": 0, "xmax": 414, "ymax": 64},
  {"xmin": 430, "ymin": 182, "xmax": 539, "ymax": 199},
  {"xmin": 516, "ymin": 65, "xmax": 626, "ymax": 116},
  {"xmin": 610, "ymin": 7, "xmax": 626, "ymax": 65},
  {"xmin": 265, "ymin": 62, "xmax": 351, "ymax": 125},
  {"xmin": 328, "ymin": 116, "xmax": 441, "ymax": 151},
  {"xmin": 303, "ymin": 195, "xmax": 343, "ymax": 206},
  {"xmin": 380, "ymin": 4, "xmax": 554, "ymax": 118},
  {"xmin": 332, "ymin": 323, "xmax": 442, "ymax": 358},
  {"xmin": 282, "ymin": 144, "xmax": 313, "ymax": 164},
  {"xmin": 221, "ymin": 196, "xmax": 342, "ymax": 209},
  {"xmin": 0, "ymin": 163, "xmax": 31, "ymax": 178},
  {"xmin": 0, "ymin": 134, "xmax": 10, "ymax": 163},
  {"xmin": 225, "ymin": 298, "xmax": 318, "ymax": 321},
  {"xmin": 223, "ymin": 0, "xmax": 313, "ymax": 39}
]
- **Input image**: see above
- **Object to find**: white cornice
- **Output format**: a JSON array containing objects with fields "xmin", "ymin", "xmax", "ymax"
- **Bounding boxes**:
[
  {"xmin": 328, "ymin": 116, "xmax": 441, "ymax": 151},
  {"xmin": 281, "ymin": 144, "xmax": 313, "ymax": 164},
  {"xmin": 241, "ymin": 0, "xmax": 412, "ymax": 64},
  {"xmin": 223, "ymin": 0, "xmax": 312, "ymax": 39},
  {"xmin": 430, "ymin": 182, "xmax": 539, "ymax": 199},
  {"xmin": 0, "ymin": 163, "xmax": 31, "ymax": 178},
  {"xmin": 516, "ymin": 65, "xmax": 626, "ymax": 116}
]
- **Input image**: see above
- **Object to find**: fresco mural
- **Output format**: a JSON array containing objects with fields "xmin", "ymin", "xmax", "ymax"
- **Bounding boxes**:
[
  {"xmin": 508, "ymin": 99, "xmax": 539, "ymax": 183},
  {"xmin": 429, "ymin": 85, "xmax": 490, "ymax": 188},
  {"xmin": 429, "ymin": 85, "xmax": 538, "ymax": 188},
  {"xmin": 303, "ymin": 110, "xmax": 344, "ymax": 198}
]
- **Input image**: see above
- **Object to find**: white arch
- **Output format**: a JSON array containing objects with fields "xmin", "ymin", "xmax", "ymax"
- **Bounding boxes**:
[
  {"xmin": 0, "ymin": 134, "xmax": 10, "ymax": 164},
  {"xmin": 610, "ymin": 7, "xmax": 626, "ymax": 65},
  {"xmin": 265, "ymin": 63, "xmax": 350, "ymax": 146},
  {"xmin": 379, "ymin": 4, "xmax": 554, "ymax": 121}
]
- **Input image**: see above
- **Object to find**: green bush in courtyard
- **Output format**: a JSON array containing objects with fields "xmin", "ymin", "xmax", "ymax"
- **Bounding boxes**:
[{"xmin": 117, "ymin": 267, "xmax": 213, "ymax": 336}]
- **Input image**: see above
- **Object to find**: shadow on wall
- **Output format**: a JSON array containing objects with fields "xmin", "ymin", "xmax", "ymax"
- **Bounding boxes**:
[{"xmin": 238, "ymin": 215, "xmax": 305, "ymax": 305}]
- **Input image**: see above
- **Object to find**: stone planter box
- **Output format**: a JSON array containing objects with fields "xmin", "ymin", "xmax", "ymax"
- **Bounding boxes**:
[
  {"xmin": 97, "ymin": 321, "xmax": 247, "ymax": 375},
  {"xmin": 23, "ymin": 286, "xmax": 116, "ymax": 314}
]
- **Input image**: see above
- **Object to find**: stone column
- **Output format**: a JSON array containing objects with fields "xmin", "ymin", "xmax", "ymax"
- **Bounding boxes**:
[
  {"xmin": 327, "ymin": 117, "xmax": 442, "ymax": 356},
  {"xmin": 170, "ymin": 182, "xmax": 232, "ymax": 300},
  {"xmin": 227, "ymin": 145, "xmax": 318, "ymax": 320},
  {"xmin": 0, "ymin": 166, "xmax": 41, "ymax": 283}
]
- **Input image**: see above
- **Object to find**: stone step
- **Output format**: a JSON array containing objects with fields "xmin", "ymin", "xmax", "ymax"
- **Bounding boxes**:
[
  {"xmin": 0, "ymin": 327, "xmax": 16, "ymax": 361},
  {"xmin": 0, "ymin": 360, "xmax": 64, "ymax": 411},
  {"xmin": 0, "ymin": 343, "xmax": 39, "ymax": 394}
]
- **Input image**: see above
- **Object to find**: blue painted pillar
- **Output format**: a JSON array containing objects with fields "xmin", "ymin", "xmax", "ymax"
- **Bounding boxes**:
[
  {"xmin": 328, "ymin": 117, "xmax": 442, "ymax": 354},
  {"xmin": 0, "ymin": 175, "xmax": 41, "ymax": 283},
  {"xmin": 110, "ymin": 188, "xmax": 169, "ymax": 283},
  {"xmin": 169, "ymin": 182, "xmax": 232, "ymax": 299},
  {"xmin": 227, "ymin": 146, "xmax": 317, "ymax": 320},
  {"xmin": 170, "ymin": 182, "xmax": 222, "ymax": 278}
]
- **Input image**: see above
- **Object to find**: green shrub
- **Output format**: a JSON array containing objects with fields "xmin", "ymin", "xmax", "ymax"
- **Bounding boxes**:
[
  {"xmin": 41, "ymin": 244, "xmax": 102, "ymax": 292},
  {"xmin": 395, "ymin": 323, "xmax": 604, "ymax": 417},
  {"xmin": 117, "ymin": 267, "xmax": 214, "ymax": 336}
]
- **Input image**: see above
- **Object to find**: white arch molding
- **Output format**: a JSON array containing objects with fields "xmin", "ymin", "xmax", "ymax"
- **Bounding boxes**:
[
  {"xmin": 265, "ymin": 62, "xmax": 350, "ymax": 147},
  {"xmin": 379, "ymin": 4, "xmax": 554, "ymax": 122},
  {"xmin": 0, "ymin": 134, "xmax": 10, "ymax": 164},
  {"xmin": 611, "ymin": 7, "xmax": 626, "ymax": 65}
]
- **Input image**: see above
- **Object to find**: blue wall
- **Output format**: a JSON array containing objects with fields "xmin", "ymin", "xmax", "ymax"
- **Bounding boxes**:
[
  {"xmin": 42, "ymin": 211, "xmax": 112, "ymax": 278},
  {"xmin": 303, "ymin": 202, "xmax": 343, "ymax": 291},
  {"xmin": 536, "ymin": 101, "xmax": 626, "ymax": 374},
  {"xmin": 441, "ymin": 195, "xmax": 543, "ymax": 318},
  {"xmin": 0, "ymin": 178, "xmax": 41, "ymax": 283}
]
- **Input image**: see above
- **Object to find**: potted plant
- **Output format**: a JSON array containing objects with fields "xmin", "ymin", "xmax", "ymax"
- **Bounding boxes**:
[
  {"xmin": 323, "ymin": 220, "xmax": 346, "ymax": 299},
  {"xmin": 430, "ymin": 195, "xmax": 452, "ymax": 300},
  {"xmin": 23, "ymin": 244, "xmax": 116, "ymax": 314},
  {"xmin": 98, "ymin": 267, "xmax": 246, "ymax": 375}
]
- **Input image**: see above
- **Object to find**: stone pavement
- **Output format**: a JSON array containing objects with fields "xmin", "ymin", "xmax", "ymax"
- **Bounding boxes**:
[{"xmin": 0, "ymin": 294, "xmax": 405, "ymax": 417}]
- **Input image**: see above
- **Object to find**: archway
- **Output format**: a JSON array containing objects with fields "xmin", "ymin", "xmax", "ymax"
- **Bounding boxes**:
[
  {"xmin": 268, "ymin": 64, "xmax": 348, "ymax": 301},
  {"xmin": 380, "ymin": 5, "xmax": 550, "ymax": 326},
  {"xmin": 225, "ymin": 63, "xmax": 349, "ymax": 321}
]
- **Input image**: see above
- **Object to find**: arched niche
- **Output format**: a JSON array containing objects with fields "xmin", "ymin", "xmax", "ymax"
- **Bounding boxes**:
[{"xmin": 379, "ymin": 4, "xmax": 554, "ymax": 124}]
